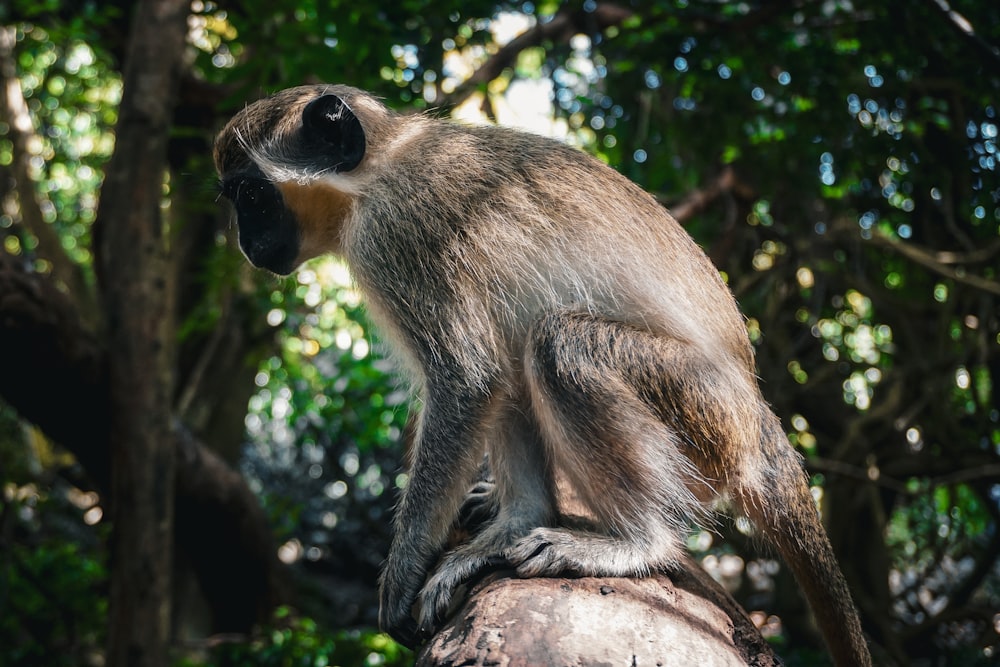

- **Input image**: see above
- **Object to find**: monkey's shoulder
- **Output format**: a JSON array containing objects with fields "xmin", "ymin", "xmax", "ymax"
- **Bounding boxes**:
[{"xmin": 378, "ymin": 119, "xmax": 640, "ymax": 205}]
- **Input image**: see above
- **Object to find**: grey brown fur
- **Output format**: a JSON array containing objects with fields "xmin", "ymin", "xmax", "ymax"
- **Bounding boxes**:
[{"xmin": 214, "ymin": 84, "xmax": 872, "ymax": 666}]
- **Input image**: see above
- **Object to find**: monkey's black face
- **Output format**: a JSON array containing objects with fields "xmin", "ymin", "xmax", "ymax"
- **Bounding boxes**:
[
  {"xmin": 214, "ymin": 90, "xmax": 371, "ymax": 275},
  {"xmin": 220, "ymin": 173, "xmax": 301, "ymax": 275}
]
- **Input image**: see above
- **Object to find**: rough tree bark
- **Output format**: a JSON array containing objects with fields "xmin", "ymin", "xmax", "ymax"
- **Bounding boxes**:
[
  {"xmin": 92, "ymin": 0, "xmax": 189, "ymax": 664},
  {"xmin": 419, "ymin": 562, "xmax": 780, "ymax": 666},
  {"xmin": 0, "ymin": 251, "xmax": 289, "ymax": 633}
]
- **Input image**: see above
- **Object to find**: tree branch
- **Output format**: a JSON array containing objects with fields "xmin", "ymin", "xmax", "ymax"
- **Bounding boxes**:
[
  {"xmin": 665, "ymin": 165, "xmax": 756, "ymax": 224},
  {"xmin": 808, "ymin": 457, "xmax": 909, "ymax": 494},
  {"xmin": 925, "ymin": 0, "xmax": 1000, "ymax": 72},
  {"xmin": 94, "ymin": 0, "xmax": 190, "ymax": 661},
  {"xmin": 833, "ymin": 220, "xmax": 1000, "ymax": 296},
  {"xmin": 419, "ymin": 562, "xmax": 779, "ymax": 666},
  {"xmin": 871, "ymin": 230, "xmax": 1000, "ymax": 296},
  {"xmin": 931, "ymin": 463, "xmax": 1000, "ymax": 486}
]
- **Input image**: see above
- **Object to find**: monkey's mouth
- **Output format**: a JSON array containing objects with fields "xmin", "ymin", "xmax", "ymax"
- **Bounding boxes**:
[{"xmin": 238, "ymin": 229, "xmax": 300, "ymax": 276}]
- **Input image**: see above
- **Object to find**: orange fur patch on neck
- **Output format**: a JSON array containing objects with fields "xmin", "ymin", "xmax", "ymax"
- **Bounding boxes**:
[{"xmin": 276, "ymin": 181, "xmax": 355, "ymax": 261}]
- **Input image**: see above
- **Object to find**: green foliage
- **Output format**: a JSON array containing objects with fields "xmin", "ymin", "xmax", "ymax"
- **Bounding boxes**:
[
  {"xmin": 887, "ymin": 482, "xmax": 993, "ymax": 585},
  {"xmin": 0, "ymin": 21, "xmax": 118, "ymax": 274},
  {"xmin": 1, "ymin": 403, "xmax": 107, "ymax": 665},
  {"xmin": 0, "ymin": 482, "xmax": 108, "ymax": 667},
  {"xmin": 188, "ymin": 0, "xmax": 502, "ymax": 107},
  {"xmin": 241, "ymin": 259, "xmax": 408, "ymax": 571},
  {"xmin": 178, "ymin": 607, "xmax": 411, "ymax": 667}
]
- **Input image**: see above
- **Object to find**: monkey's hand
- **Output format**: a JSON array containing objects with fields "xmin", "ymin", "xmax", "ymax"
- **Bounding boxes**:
[
  {"xmin": 378, "ymin": 477, "xmax": 499, "ymax": 647},
  {"xmin": 378, "ymin": 556, "xmax": 429, "ymax": 649},
  {"xmin": 415, "ymin": 514, "xmax": 542, "ymax": 632},
  {"xmin": 456, "ymin": 477, "xmax": 498, "ymax": 535}
]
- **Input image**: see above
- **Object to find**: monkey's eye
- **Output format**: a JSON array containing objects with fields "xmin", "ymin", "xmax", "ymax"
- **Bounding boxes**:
[
  {"xmin": 219, "ymin": 176, "xmax": 268, "ymax": 207},
  {"xmin": 218, "ymin": 176, "xmax": 283, "ymax": 218}
]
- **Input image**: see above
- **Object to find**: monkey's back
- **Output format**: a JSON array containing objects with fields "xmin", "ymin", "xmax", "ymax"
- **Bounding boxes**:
[{"xmin": 345, "ymin": 117, "xmax": 754, "ymax": 377}]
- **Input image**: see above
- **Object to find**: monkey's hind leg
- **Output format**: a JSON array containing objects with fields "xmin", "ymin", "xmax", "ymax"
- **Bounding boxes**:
[{"xmin": 508, "ymin": 311, "xmax": 731, "ymax": 579}]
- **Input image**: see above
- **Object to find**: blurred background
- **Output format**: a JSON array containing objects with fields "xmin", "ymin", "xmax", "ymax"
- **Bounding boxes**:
[{"xmin": 0, "ymin": 1, "xmax": 998, "ymax": 665}]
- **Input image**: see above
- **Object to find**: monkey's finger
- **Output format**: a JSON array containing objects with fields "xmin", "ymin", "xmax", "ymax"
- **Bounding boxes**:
[
  {"xmin": 456, "ymin": 485, "xmax": 499, "ymax": 534},
  {"xmin": 419, "ymin": 553, "xmax": 512, "ymax": 631},
  {"xmin": 509, "ymin": 528, "xmax": 589, "ymax": 578},
  {"xmin": 385, "ymin": 615, "xmax": 422, "ymax": 649}
]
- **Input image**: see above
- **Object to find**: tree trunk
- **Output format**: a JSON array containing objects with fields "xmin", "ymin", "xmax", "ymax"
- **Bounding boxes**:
[
  {"xmin": 0, "ymin": 252, "xmax": 289, "ymax": 634},
  {"xmin": 93, "ymin": 0, "xmax": 189, "ymax": 664},
  {"xmin": 419, "ymin": 559, "xmax": 780, "ymax": 667}
]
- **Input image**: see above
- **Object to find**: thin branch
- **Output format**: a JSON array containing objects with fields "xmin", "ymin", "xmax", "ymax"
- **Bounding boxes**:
[
  {"xmin": 0, "ymin": 25, "xmax": 96, "ymax": 324},
  {"xmin": 810, "ymin": 455, "xmax": 1000, "ymax": 495},
  {"xmin": 436, "ymin": 2, "xmax": 634, "ymax": 110},
  {"xmin": 667, "ymin": 168, "xmax": 737, "ymax": 224},
  {"xmin": 833, "ymin": 220, "xmax": 1000, "ymax": 297},
  {"xmin": 930, "ymin": 238, "xmax": 1000, "ymax": 265},
  {"xmin": 931, "ymin": 463, "xmax": 1000, "ymax": 487},
  {"xmin": 869, "ymin": 230, "xmax": 1000, "ymax": 296},
  {"xmin": 808, "ymin": 457, "xmax": 910, "ymax": 494},
  {"xmin": 176, "ymin": 298, "xmax": 230, "ymax": 419},
  {"xmin": 664, "ymin": 165, "xmax": 756, "ymax": 224},
  {"xmin": 926, "ymin": 0, "xmax": 1000, "ymax": 73}
]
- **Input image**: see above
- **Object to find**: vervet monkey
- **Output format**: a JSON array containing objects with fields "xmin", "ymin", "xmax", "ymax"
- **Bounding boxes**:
[{"xmin": 214, "ymin": 84, "xmax": 872, "ymax": 666}]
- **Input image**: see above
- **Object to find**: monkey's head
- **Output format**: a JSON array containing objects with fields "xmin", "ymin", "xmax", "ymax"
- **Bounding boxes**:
[{"xmin": 214, "ymin": 84, "xmax": 388, "ymax": 274}]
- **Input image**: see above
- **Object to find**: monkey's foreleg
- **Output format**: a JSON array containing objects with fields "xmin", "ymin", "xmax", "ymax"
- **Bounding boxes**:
[
  {"xmin": 417, "ymin": 404, "xmax": 557, "ymax": 628},
  {"xmin": 377, "ymin": 389, "xmax": 495, "ymax": 646}
]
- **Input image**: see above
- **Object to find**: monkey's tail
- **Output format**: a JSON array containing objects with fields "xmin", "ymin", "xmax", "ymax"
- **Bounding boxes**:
[{"xmin": 738, "ymin": 408, "xmax": 873, "ymax": 667}]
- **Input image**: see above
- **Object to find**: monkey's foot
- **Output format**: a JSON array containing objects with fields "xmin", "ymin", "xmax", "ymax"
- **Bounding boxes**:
[
  {"xmin": 509, "ymin": 526, "xmax": 669, "ymax": 579},
  {"xmin": 417, "ymin": 551, "xmax": 508, "ymax": 631},
  {"xmin": 507, "ymin": 527, "xmax": 591, "ymax": 577}
]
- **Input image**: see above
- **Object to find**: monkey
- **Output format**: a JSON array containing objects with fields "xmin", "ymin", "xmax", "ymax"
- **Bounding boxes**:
[{"xmin": 214, "ymin": 84, "xmax": 872, "ymax": 666}]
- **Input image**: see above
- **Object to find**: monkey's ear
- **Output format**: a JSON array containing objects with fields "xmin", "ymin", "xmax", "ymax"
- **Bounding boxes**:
[{"xmin": 301, "ymin": 94, "xmax": 366, "ymax": 172}]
